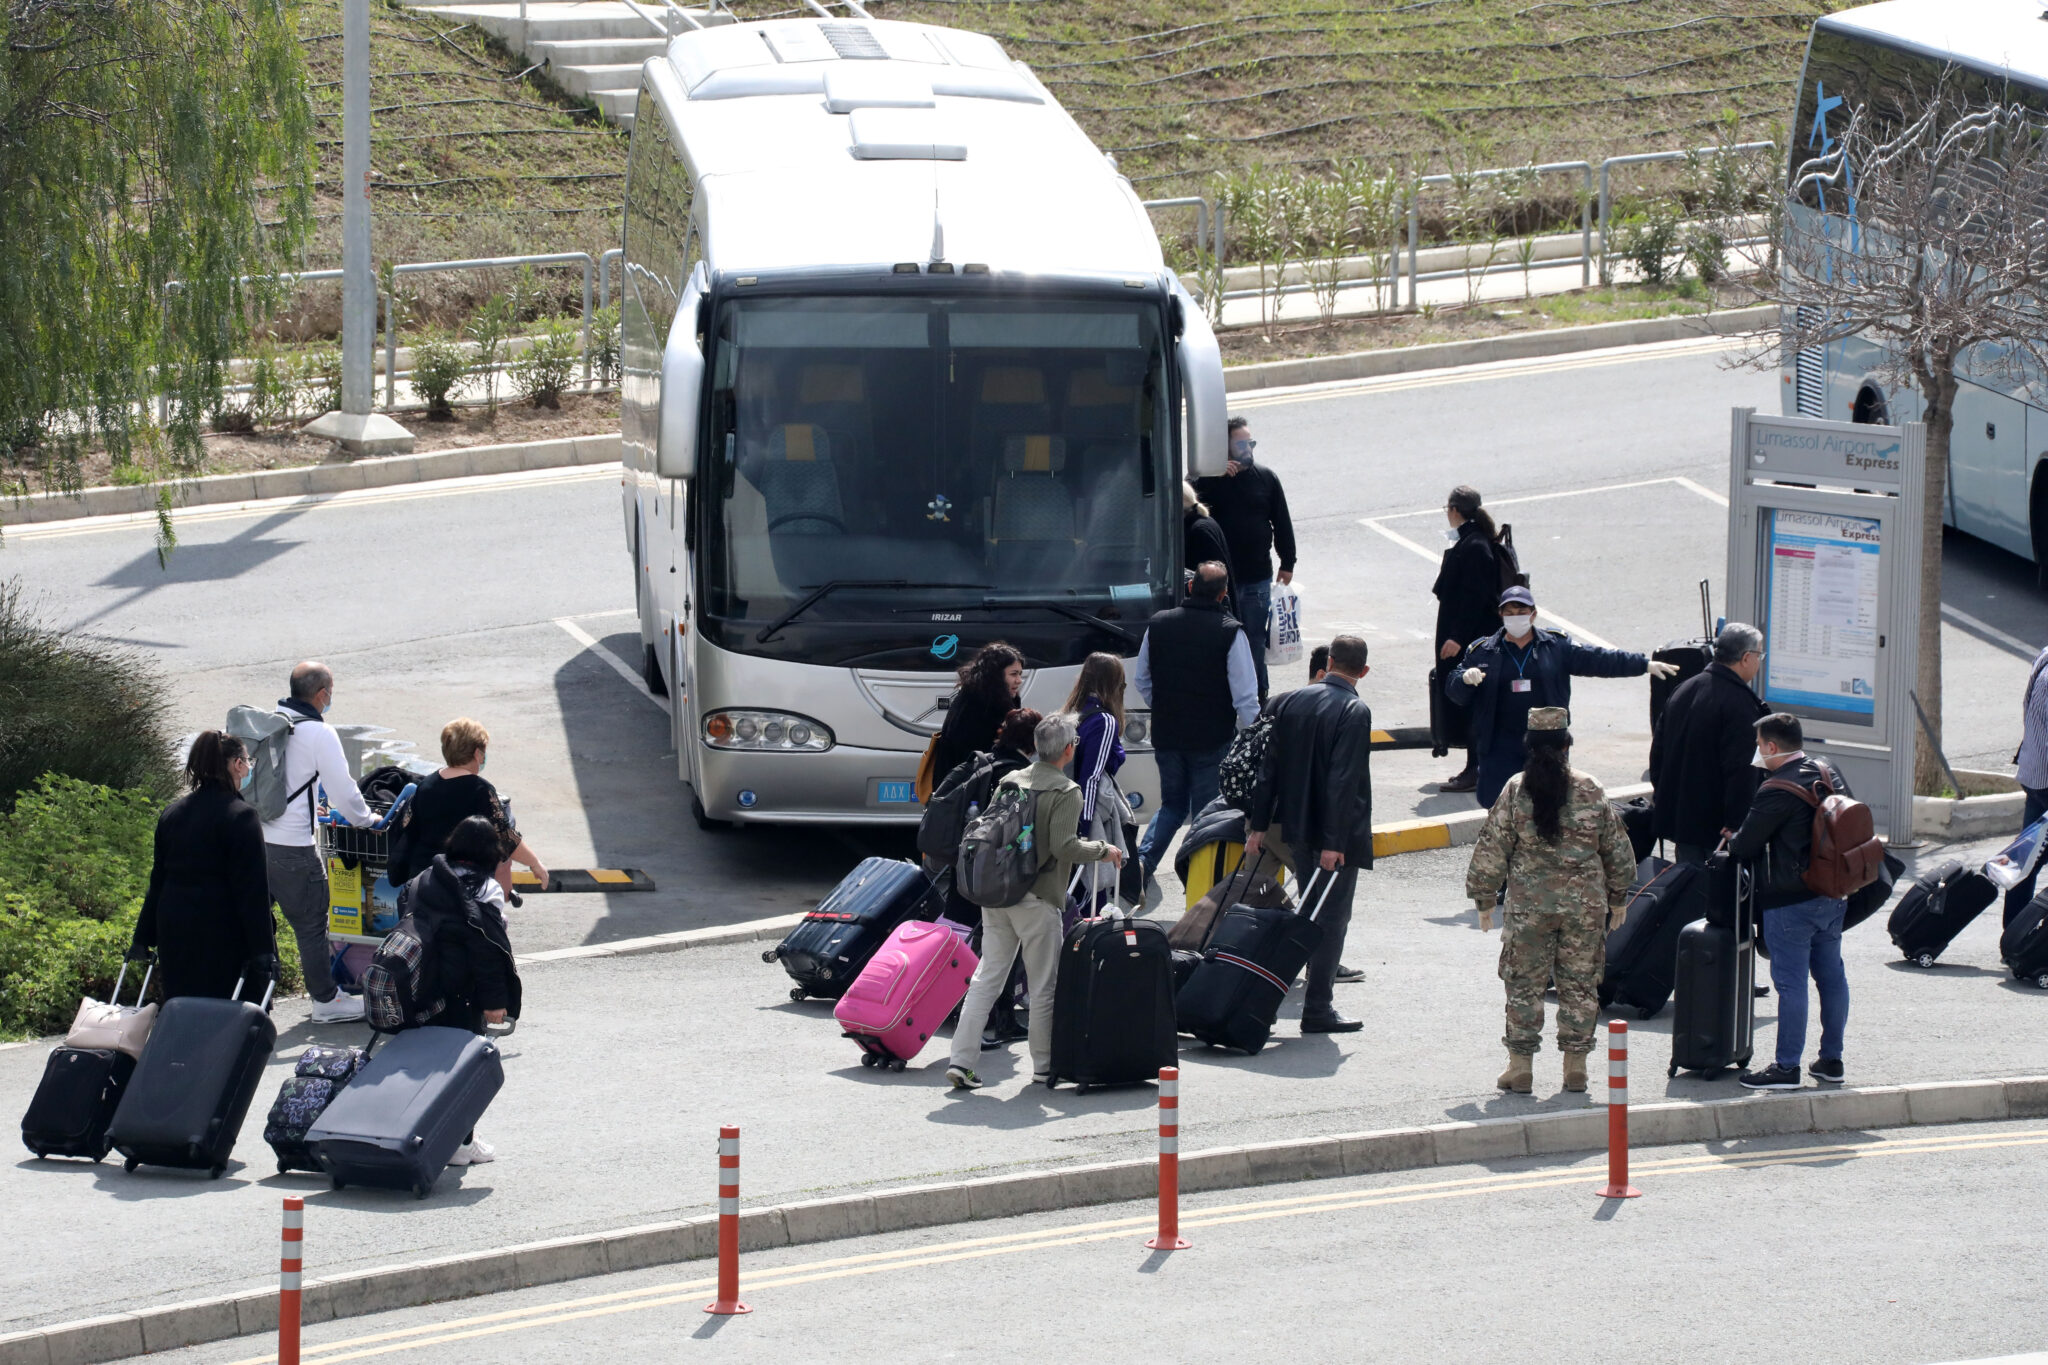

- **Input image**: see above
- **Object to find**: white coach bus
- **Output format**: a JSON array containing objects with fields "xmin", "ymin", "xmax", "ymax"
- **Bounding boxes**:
[
  {"xmin": 616, "ymin": 13, "xmax": 1227, "ymax": 828},
  {"xmin": 1782, "ymin": 0, "xmax": 2048, "ymax": 567}
]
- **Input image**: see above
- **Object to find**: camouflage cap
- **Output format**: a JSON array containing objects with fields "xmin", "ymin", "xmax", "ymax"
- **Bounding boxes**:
[{"xmin": 1527, "ymin": 706, "xmax": 1570, "ymax": 732}]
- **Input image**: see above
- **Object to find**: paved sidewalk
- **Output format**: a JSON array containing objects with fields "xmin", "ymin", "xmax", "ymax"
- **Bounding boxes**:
[{"xmin": 5, "ymin": 832, "xmax": 2040, "ymax": 1335}]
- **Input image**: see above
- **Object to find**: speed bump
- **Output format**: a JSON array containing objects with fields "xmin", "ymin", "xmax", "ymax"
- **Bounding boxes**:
[{"xmin": 510, "ymin": 868, "xmax": 657, "ymax": 893}]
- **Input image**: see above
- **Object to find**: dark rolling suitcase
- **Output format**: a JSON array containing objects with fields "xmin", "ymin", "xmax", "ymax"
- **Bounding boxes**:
[
  {"xmin": 107, "ymin": 976, "xmax": 277, "ymax": 1178},
  {"xmin": 22, "ymin": 1047, "xmax": 137, "ymax": 1162},
  {"xmin": 1174, "ymin": 869, "xmax": 1332, "ymax": 1055},
  {"xmin": 264, "ymin": 1043, "xmax": 369, "ymax": 1176},
  {"xmin": 1669, "ymin": 855, "xmax": 1755, "ymax": 1078},
  {"xmin": 307, "ymin": 1026, "xmax": 503, "ymax": 1199},
  {"xmin": 764, "ymin": 858, "xmax": 936, "ymax": 1002},
  {"xmin": 1888, "ymin": 860, "xmax": 1997, "ymax": 967},
  {"xmin": 1600, "ymin": 860, "xmax": 1704, "ymax": 1019},
  {"xmin": 1650, "ymin": 581, "xmax": 1717, "ymax": 738},
  {"xmin": 2001, "ymin": 892, "xmax": 2048, "ymax": 988},
  {"xmin": 1047, "ymin": 913, "xmax": 1178, "ymax": 1092},
  {"xmin": 1613, "ymin": 795, "xmax": 1657, "ymax": 864}
]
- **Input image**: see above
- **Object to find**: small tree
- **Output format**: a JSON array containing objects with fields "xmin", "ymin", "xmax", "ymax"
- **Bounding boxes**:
[
  {"xmin": 465, "ymin": 295, "xmax": 516, "ymax": 416},
  {"xmin": 1735, "ymin": 80, "xmax": 2048, "ymax": 793}
]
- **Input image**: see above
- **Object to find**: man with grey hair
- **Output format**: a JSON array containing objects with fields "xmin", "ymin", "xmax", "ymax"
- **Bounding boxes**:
[
  {"xmin": 946, "ymin": 712, "xmax": 1122, "ymax": 1091},
  {"xmin": 1650, "ymin": 623, "xmax": 1769, "ymax": 863},
  {"xmin": 266, "ymin": 661, "xmax": 376, "ymax": 1023}
]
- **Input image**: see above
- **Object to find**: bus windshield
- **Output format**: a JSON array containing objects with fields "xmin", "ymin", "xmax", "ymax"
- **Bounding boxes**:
[{"xmin": 700, "ymin": 293, "xmax": 1175, "ymax": 641}]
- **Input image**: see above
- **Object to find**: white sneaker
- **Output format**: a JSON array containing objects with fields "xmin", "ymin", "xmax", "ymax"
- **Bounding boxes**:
[
  {"xmin": 449, "ymin": 1138, "xmax": 496, "ymax": 1166},
  {"xmin": 310, "ymin": 994, "xmax": 365, "ymax": 1024}
]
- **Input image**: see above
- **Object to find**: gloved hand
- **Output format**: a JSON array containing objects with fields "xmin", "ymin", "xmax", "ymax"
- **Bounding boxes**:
[
  {"xmin": 1607, "ymin": 903, "xmax": 1628, "ymax": 930},
  {"xmin": 1646, "ymin": 660, "xmax": 1680, "ymax": 680},
  {"xmin": 1461, "ymin": 667, "xmax": 1486, "ymax": 687},
  {"xmin": 1475, "ymin": 898, "xmax": 1495, "ymax": 932}
]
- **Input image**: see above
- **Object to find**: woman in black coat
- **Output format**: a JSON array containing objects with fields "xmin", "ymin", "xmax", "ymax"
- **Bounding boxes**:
[
  {"xmin": 387, "ymin": 717, "xmax": 547, "ymax": 897},
  {"xmin": 1182, "ymin": 482, "xmax": 1236, "ymax": 602},
  {"xmin": 1431, "ymin": 485, "xmax": 1503, "ymax": 792},
  {"xmin": 130, "ymin": 732, "xmax": 276, "ymax": 1001},
  {"xmin": 929, "ymin": 641, "xmax": 1024, "ymax": 783}
]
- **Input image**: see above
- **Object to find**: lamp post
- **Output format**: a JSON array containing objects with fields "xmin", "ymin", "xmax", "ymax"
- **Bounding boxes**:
[{"xmin": 306, "ymin": 0, "xmax": 414, "ymax": 454}]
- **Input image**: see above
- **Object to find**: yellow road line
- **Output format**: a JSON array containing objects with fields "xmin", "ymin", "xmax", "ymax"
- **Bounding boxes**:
[{"xmin": 229, "ymin": 1127, "xmax": 2048, "ymax": 1365}]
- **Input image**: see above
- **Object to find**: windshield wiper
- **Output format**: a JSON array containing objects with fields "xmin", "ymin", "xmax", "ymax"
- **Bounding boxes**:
[
  {"xmin": 757, "ymin": 581, "xmax": 992, "ymax": 643},
  {"xmin": 946, "ymin": 597, "xmax": 1141, "ymax": 647}
]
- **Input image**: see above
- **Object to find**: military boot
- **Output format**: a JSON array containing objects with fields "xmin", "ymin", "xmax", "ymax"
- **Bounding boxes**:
[
  {"xmin": 1562, "ymin": 1052, "xmax": 1588, "ymax": 1092},
  {"xmin": 1496, "ymin": 1052, "xmax": 1533, "ymax": 1094}
]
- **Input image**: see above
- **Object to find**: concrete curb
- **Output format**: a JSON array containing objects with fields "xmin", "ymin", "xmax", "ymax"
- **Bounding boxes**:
[
  {"xmin": 1371, "ymin": 781, "xmax": 1650, "ymax": 859},
  {"xmin": 0, "ymin": 434, "xmax": 622, "ymax": 528},
  {"xmin": 1222, "ymin": 305, "xmax": 1774, "ymax": 393},
  {"xmin": 9, "ymin": 1072, "xmax": 2041, "ymax": 1364}
]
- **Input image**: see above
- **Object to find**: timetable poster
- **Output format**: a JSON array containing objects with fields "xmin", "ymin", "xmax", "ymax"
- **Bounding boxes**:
[{"xmin": 1763, "ymin": 508, "xmax": 1881, "ymax": 721}]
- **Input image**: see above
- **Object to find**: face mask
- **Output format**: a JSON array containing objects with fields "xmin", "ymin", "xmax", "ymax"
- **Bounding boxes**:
[
  {"xmin": 1750, "ymin": 747, "xmax": 1770, "ymax": 769},
  {"xmin": 319, "ymin": 696, "xmax": 332, "ymax": 716},
  {"xmin": 238, "ymin": 767, "xmax": 253, "ymax": 792},
  {"xmin": 1502, "ymin": 614, "xmax": 1534, "ymax": 639},
  {"xmin": 1443, "ymin": 527, "xmax": 1460, "ymax": 544},
  {"xmin": 478, "ymin": 753, "xmax": 487, "ymax": 771}
]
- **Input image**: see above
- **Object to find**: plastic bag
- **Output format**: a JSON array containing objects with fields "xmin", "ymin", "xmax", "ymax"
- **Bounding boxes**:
[{"xmin": 1266, "ymin": 579, "xmax": 1304, "ymax": 665}]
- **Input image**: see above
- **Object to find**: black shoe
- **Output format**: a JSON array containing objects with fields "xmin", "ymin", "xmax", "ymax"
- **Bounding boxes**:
[
  {"xmin": 1440, "ymin": 771, "xmax": 1477, "ymax": 793},
  {"xmin": 1738, "ymin": 1063, "xmax": 1802, "ymax": 1091},
  {"xmin": 1809, "ymin": 1057, "xmax": 1845, "ymax": 1085},
  {"xmin": 1754, "ymin": 985, "xmax": 1772, "ymax": 998},
  {"xmin": 1300, "ymin": 1011, "xmax": 1363, "ymax": 1034},
  {"xmin": 1334, "ymin": 963, "xmax": 1366, "ymax": 983}
]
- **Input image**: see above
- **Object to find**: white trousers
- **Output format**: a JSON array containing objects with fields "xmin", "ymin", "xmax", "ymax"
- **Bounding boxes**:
[{"xmin": 949, "ymin": 892, "xmax": 1063, "ymax": 1077}]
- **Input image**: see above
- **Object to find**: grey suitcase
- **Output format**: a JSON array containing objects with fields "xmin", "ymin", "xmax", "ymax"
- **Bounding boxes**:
[
  {"xmin": 107, "ymin": 976, "xmax": 276, "ymax": 1178},
  {"xmin": 306, "ymin": 1026, "xmax": 503, "ymax": 1198}
]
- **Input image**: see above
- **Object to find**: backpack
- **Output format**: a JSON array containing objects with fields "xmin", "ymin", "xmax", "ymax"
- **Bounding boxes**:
[
  {"xmin": 1495, "ymin": 524, "xmax": 1528, "ymax": 592},
  {"xmin": 362, "ymin": 907, "xmax": 444, "ymax": 1033},
  {"xmin": 955, "ymin": 778, "xmax": 1047, "ymax": 909},
  {"xmin": 1218, "ymin": 711, "xmax": 1274, "ymax": 811},
  {"xmin": 225, "ymin": 705, "xmax": 316, "ymax": 823},
  {"xmin": 918, "ymin": 751, "xmax": 1004, "ymax": 863},
  {"xmin": 1759, "ymin": 761, "xmax": 1886, "ymax": 899}
]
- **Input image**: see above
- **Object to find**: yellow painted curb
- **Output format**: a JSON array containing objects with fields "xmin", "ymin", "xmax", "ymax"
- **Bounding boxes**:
[{"xmin": 1372, "ymin": 819, "xmax": 1454, "ymax": 858}]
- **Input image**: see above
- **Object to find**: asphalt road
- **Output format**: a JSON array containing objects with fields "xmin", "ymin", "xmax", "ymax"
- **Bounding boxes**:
[
  {"xmin": 5, "ymin": 336, "xmax": 2041, "ymax": 953},
  {"xmin": 127, "ymin": 1120, "xmax": 2048, "ymax": 1365}
]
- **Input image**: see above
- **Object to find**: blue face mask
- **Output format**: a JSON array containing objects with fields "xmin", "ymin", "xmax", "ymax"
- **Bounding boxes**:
[{"xmin": 238, "ymin": 766, "xmax": 254, "ymax": 792}]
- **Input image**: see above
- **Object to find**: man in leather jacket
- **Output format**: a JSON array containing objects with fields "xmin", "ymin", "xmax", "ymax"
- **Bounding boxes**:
[{"xmin": 1244, "ymin": 634, "xmax": 1374, "ymax": 1032}]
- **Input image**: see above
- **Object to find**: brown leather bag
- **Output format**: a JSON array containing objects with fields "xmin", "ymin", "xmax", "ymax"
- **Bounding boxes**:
[
  {"xmin": 1759, "ymin": 760, "xmax": 1885, "ymax": 899},
  {"xmin": 1167, "ymin": 848, "xmax": 1290, "ymax": 951},
  {"xmin": 914, "ymin": 733, "xmax": 940, "ymax": 805}
]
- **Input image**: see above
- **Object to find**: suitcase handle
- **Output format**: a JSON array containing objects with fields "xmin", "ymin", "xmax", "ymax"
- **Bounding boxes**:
[
  {"xmin": 110, "ymin": 959, "xmax": 154, "ymax": 1009},
  {"xmin": 1296, "ymin": 864, "xmax": 1342, "ymax": 923},
  {"xmin": 229, "ymin": 970, "xmax": 279, "ymax": 1012}
]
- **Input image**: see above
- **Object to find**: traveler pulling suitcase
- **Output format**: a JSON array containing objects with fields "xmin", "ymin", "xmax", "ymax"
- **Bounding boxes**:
[
  {"xmin": 834, "ymin": 919, "xmax": 979, "ymax": 1071},
  {"xmin": 306, "ymin": 1026, "xmax": 504, "ymax": 1198},
  {"xmin": 1669, "ymin": 853, "xmax": 1755, "ymax": 1078},
  {"xmin": 107, "ymin": 971, "xmax": 277, "ymax": 1178},
  {"xmin": 264, "ymin": 1043, "xmax": 369, "ymax": 1176},
  {"xmin": 765, "ymin": 858, "xmax": 937, "ymax": 1002},
  {"xmin": 1599, "ymin": 860, "xmax": 1704, "ymax": 1019},
  {"xmin": 1888, "ymin": 860, "xmax": 1998, "ymax": 967},
  {"xmin": 2001, "ymin": 891, "xmax": 2048, "ymax": 988},
  {"xmin": 1047, "ymin": 910, "xmax": 1178, "ymax": 1092},
  {"xmin": 1174, "ymin": 868, "xmax": 1335, "ymax": 1055}
]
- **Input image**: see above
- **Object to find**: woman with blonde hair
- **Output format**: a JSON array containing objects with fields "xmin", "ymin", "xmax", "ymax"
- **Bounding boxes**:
[{"xmin": 387, "ymin": 718, "xmax": 548, "ymax": 899}]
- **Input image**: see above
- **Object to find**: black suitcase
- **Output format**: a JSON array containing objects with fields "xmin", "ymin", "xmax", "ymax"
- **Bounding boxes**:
[
  {"xmin": 108, "ymin": 980, "xmax": 277, "ymax": 1178},
  {"xmin": 1046, "ymin": 914, "xmax": 1178, "ymax": 1092},
  {"xmin": 307, "ymin": 1026, "xmax": 503, "ymax": 1198},
  {"xmin": 1888, "ymin": 860, "xmax": 1998, "ymax": 967},
  {"xmin": 1669, "ymin": 855, "xmax": 1755, "ymax": 1077},
  {"xmin": 22, "ymin": 1047, "xmax": 137, "ymax": 1162},
  {"xmin": 263, "ymin": 1043, "xmax": 369, "ymax": 1176},
  {"xmin": 1600, "ymin": 860, "xmax": 1704, "ymax": 1019},
  {"xmin": 1649, "ymin": 641, "xmax": 1711, "ymax": 736},
  {"xmin": 2001, "ymin": 892, "xmax": 2048, "ymax": 988},
  {"xmin": 764, "ymin": 858, "xmax": 936, "ymax": 1002},
  {"xmin": 1613, "ymin": 795, "xmax": 1657, "ymax": 863},
  {"xmin": 1174, "ymin": 870, "xmax": 1332, "ymax": 1055}
]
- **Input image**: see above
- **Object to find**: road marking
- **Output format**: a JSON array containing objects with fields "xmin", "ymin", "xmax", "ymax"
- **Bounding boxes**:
[
  {"xmin": 554, "ymin": 616, "xmax": 670, "ymax": 717},
  {"xmin": 1357, "ymin": 518, "xmax": 1618, "ymax": 649},
  {"xmin": 1670, "ymin": 475, "xmax": 1729, "ymax": 507},
  {"xmin": 1229, "ymin": 334, "xmax": 1742, "ymax": 410},
  {"xmin": 1942, "ymin": 604, "xmax": 2038, "ymax": 658},
  {"xmin": 1372, "ymin": 475, "xmax": 1722, "ymax": 522},
  {"xmin": 231, "ymin": 1127, "xmax": 2048, "ymax": 1364}
]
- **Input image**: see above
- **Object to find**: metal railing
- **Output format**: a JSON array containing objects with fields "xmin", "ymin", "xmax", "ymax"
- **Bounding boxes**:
[
  {"xmin": 382, "ymin": 252, "xmax": 596, "ymax": 410},
  {"xmin": 1407, "ymin": 161, "xmax": 1594, "ymax": 303},
  {"xmin": 1596, "ymin": 142, "xmax": 1775, "ymax": 283}
]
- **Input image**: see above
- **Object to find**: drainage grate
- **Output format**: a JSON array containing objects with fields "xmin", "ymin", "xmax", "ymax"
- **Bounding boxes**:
[
  {"xmin": 820, "ymin": 22, "xmax": 887, "ymax": 59},
  {"xmin": 1793, "ymin": 306, "xmax": 1827, "ymax": 418}
]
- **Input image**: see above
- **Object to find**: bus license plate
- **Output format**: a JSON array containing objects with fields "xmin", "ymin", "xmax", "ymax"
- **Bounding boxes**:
[{"xmin": 872, "ymin": 780, "xmax": 917, "ymax": 806}]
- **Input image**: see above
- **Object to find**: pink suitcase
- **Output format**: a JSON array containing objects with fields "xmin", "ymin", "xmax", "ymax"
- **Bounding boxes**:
[{"xmin": 833, "ymin": 920, "xmax": 978, "ymax": 1071}]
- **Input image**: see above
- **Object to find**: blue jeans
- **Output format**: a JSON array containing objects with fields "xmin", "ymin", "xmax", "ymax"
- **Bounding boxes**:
[
  {"xmin": 1761, "ymin": 895, "xmax": 1850, "ymax": 1070},
  {"xmin": 2004, "ymin": 787, "xmax": 2048, "ymax": 927},
  {"xmin": 1138, "ymin": 744, "xmax": 1227, "ymax": 873},
  {"xmin": 1236, "ymin": 578, "xmax": 1272, "ymax": 698}
]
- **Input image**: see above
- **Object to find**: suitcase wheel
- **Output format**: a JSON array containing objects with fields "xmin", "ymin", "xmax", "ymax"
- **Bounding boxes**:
[
  {"xmin": 1074, "ymin": 1083, "xmax": 1090, "ymax": 1095},
  {"xmin": 2035, "ymin": 974, "xmax": 2048, "ymax": 990},
  {"xmin": 279, "ymin": 1160, "xmax": 291, "ymax": 1176},
  {"xmin": 30, "ymin": 1148, "xmax": 45, "ymax": 1161},
  {"xmin": 210, "ymin": 1165, "xmax": 226, "ymax": 1180},
  {"xmin": 413, "ymin": 1183, "xmax": 430, "ymax": 1200},
  {"xmin": 761, "ymin": 948, "xmax": 781, "ymax": 964},
  {"xmin": 1667, "ymin": 1062, "xmax": 1677, "ymax": 1079},
  {"xmin": 889, "ymin": 1058, "xmax": 906, "ymax": 1072},
  {"xmin": 1914, "ymin": 953, "xmax": 1935, "ymax": 968},
  {"xmin": 1637, "ymin": 1005, "xmax": 1659, "ymax": 1021},
  {"xmin": 860, "ymin": 1053, "xmax": 878, "ymax": 1067},
  {"xmin": 332, "ymin": 1178, "xmax": 346, "ymax": 1190},
  {"xmin": 123, "ymin": 1156, "xmax": 139, "ymax": 1173},
  {"xmin": 789, "ymin": 987, "xmax": 807, "ymax": 1003}
]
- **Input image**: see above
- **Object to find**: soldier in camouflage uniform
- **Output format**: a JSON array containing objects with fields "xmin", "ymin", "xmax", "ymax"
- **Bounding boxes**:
[{"xmin": 1464, "ymin": 707, "xmax": 1635, "ymax": 1094}]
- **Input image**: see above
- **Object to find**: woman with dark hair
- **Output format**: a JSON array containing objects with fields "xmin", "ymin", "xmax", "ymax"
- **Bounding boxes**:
[
  {"xmin": 1432, "ymin": 485, "xmax": 1503, "ymax": 792},
  {"xmin": 929, "ymin": 642, "xmax": 1025, "ymax": 784},
  {"xmin": 1463, "ymin": 708, "xmax": 1636, "ymax": 1097},
  {"xmin": 130, "ymin": 732, "xmax": 276, "ymax": 1002},
  {"xmin": 1062, "ymin": 653, "xmax": 1129, "ymax": 905}
]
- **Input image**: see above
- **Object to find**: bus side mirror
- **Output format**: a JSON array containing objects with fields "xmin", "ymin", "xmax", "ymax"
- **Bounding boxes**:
[
  {"xmin": 1175, "ymin": 280, "xmax": 1227, "ymax": 477},
  {"xmin": 656, "ymin": 331, "xmax": 702, "ymax": 479}
]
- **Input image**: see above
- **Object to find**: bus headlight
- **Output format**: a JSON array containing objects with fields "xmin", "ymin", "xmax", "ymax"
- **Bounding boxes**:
[
  {"xmin": 1125, "ymin": 709, "xmax": 1152, "ymax": 750},
  {"xmin": 703, "ymin": 710, "xmax": 834, "ymax": 752}
]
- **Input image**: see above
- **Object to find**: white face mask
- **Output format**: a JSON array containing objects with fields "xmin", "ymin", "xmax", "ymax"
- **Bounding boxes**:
[
  {"xmin": 1750, "ymin": 746, "xmax": 1770, "ymax": 769},
  {"xmin": 1502, "ymin": 613, "xmax": 1534, "ymax": 639},
  {"xmin": 1443, "ymin": 527, "xmax": 1459, "ymax": 544}
]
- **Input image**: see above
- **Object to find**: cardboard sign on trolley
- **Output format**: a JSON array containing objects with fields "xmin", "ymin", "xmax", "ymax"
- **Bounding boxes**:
[{"xmin": 1725, "ymin": 409, "xmax": 1925, "ymax": 841}]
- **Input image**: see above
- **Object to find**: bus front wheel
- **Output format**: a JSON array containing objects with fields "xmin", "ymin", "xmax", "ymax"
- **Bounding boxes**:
[
  {"xmin": 642, "ymin": 642, "xmax": 666, "ymax": 697},
  {"xmin": 691, "ymin": 790, "xmax": 732, "ymax": 833}
]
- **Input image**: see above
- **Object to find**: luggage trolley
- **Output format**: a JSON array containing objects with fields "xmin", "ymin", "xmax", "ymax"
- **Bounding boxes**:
[{"xmin": 320, "ymin": 780, "xmax": 418, "ymax": 983}]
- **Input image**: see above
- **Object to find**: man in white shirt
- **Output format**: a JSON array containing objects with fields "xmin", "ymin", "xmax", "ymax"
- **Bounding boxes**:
[{"xmin": 266, "ymin": 661, "xmax": 375, "ymax": 1023}]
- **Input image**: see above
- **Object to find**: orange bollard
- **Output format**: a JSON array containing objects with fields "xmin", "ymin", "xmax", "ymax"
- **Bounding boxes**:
[
  {"xmin": 1595, "ymin": 1020, "xmax": 1641, "ymax": 1199},
  {"xmin": 1145, "ymin": 1067, "xmax": 1192, "ymax": 1250},
  {"xmin": 704, "ymin": 1125, "xmax": 753, "ymax": 1314},
  {"xmin": 279, "ymin": 1196, "xmax": 304, "ymax": 1365}
]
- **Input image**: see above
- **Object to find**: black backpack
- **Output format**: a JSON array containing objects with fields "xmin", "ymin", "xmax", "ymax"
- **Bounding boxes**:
[
  {"xmin": 918, "ymin": 751, "xmax": 1005, "ymax": 862},
  {"xmin": 1218, "ymin": 712, "xmax": 1273, "ymax": 811},
  {"xmin": 1495, "ymin": 524, "xmax": 1528, "ymax": 591}
]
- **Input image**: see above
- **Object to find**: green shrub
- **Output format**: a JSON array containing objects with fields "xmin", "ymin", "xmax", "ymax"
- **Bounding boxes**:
[
  {"xmin": 0, "ymin": 579, "xmax": 177, "ymax": 809},
  {"xmin": 1615, "ymin": 204, "xmax": 1685, "ymax": 287},
  {"xmin": 591, "ymin": 303, "xmax": 622, "ymax": 388},
  {"xmin": 295, "ymin": 348, "xmax": 344, "ymax": 420},
  {"xmin": 410, "ymin": 334, "xmax": 469, "ymax": 421},
  {"xmin": 464, "ymin": 295, "xmax": 514, "ymax": 415},
  {"xmin": 511, "ymin": 316, "xmax": 579, "ymax": 410}
]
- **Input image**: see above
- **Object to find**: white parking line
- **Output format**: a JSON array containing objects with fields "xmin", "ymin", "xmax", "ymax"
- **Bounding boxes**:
[
  {"xmin": 555, "ymin": 616, "xmax": 671, "ymax": 716},
  {"xmin": 1357, "ymin": 518, "xmax": 1619, "ymax": 650},
  {"xmin": 1373, "ymin": 475, "xmax": 1716, "ymax": 522},
  {"xmin": 1942, "ymin": 604, "xmax": 2039, "ymax": 657},
  {"xmin": 1230, "ymin": 334, "xmax": 1743, "ymax": 409}
]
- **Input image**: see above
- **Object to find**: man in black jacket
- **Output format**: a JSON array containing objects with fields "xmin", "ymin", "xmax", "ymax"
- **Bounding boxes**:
[
  {"xmin": 1649, "ymin": 623, "xmax": 1769, "ymax": 862},
  {"xmin": 1133, "ymin": 563, "xmax": 1260, "ymax": 877},
  {"xmin": 1244, "ymin": 634, "xmax": 1374, "ymax": 1032},
  {"xmin": 1194, "ymin": 416, "xmax": 1296, "ymax": 701},
  {"xmin": 1727, "ymin": 713, "xmax": 1850, "ymax": 1092}
]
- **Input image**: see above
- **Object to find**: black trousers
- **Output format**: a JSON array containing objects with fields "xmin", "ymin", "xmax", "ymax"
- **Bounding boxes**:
[{"xmin": 1264, "ymin": 826, "xmax": 1358, "ymax": 1014}]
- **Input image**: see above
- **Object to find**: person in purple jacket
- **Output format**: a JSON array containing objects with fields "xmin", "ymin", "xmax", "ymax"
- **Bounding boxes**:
[{"xmin": 1062, "ymin": 653, "xmax": 1128, "ymax": 907}]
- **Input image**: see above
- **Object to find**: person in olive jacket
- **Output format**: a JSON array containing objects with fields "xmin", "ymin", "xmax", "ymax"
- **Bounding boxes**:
[
  {"xmin": 1431, "ymin": 486, "xmax": 1504, "ymax": 792},
  {"xmin": 1649, "ymin": 622, "xmax": 1769, "ymax": 863},
  {"xmin": 131, "ymin": 732, "xmax": 277, "ymax": 1002}
]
